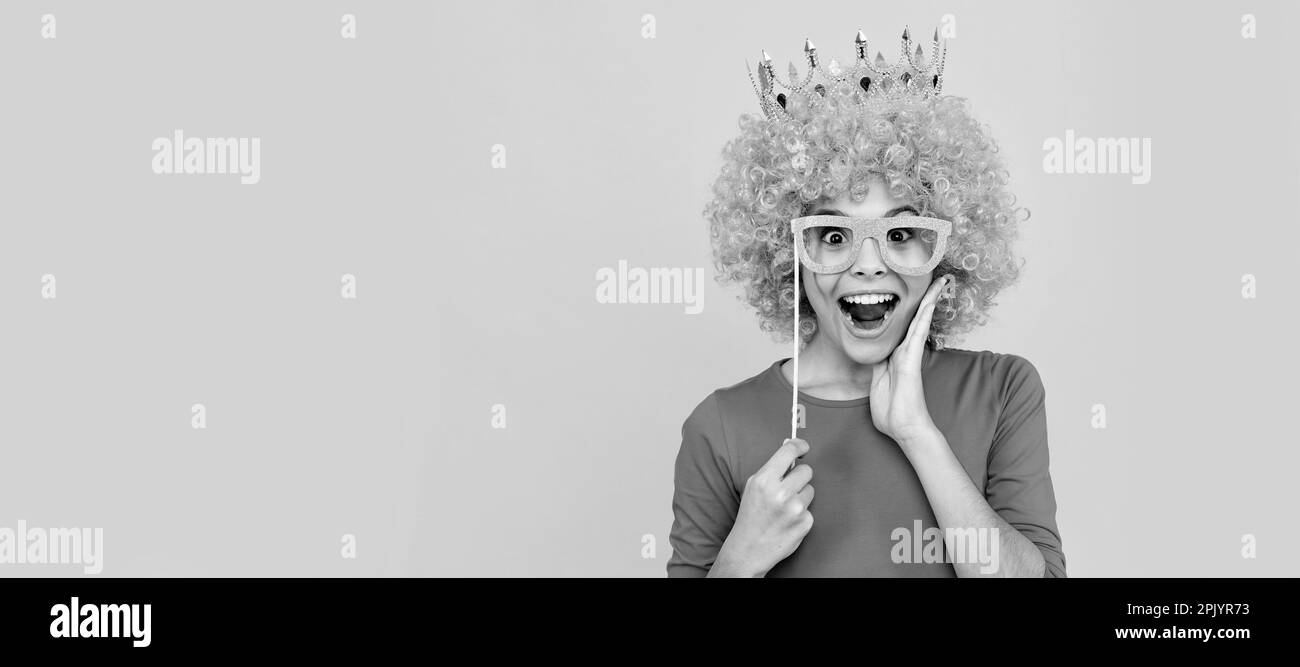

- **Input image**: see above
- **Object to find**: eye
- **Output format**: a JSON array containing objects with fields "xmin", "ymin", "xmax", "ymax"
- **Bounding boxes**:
[
  {"xmin": 887, "ymin": 228, "xmax": 914, "ymax": 243},
  {"xmin": 821, "ymin": 229, "xmax": 848, "ymax": 245}
]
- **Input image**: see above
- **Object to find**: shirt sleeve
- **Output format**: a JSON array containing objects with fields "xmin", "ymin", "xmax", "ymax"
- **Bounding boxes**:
[
  {"xmin": 985, "ymin": 354, "xmax": 1067, "ymax": 578},
  {"xmin": 667, "ymin": 392, "xmax": 741, "ymax": 577}
]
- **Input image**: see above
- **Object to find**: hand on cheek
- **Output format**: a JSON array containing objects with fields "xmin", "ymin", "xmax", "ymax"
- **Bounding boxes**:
[{"xmin": 869, "ymin": 273, "xmax": 954, "ymax": 446}]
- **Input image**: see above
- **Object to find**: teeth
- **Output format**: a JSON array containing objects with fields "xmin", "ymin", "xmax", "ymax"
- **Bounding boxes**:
[{"xmin": 841, "ymin": 293, "xmax": 896, "ymax": 305}]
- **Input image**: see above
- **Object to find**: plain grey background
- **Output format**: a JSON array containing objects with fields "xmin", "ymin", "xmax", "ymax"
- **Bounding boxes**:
[{"xmin": 1, "ymin": 0, "xmax": 1295, "ymax": 576}]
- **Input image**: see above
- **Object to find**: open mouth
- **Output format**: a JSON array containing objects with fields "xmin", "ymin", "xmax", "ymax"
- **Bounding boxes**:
[{"xmin": 836, "ymin": 292, "xmax": 898, "ymax": 334}]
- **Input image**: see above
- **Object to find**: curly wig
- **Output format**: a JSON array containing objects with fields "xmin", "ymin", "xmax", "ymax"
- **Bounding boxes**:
[{"xmin": 703, "ymin": 84, "xmax": 1029, "ymax": 348}]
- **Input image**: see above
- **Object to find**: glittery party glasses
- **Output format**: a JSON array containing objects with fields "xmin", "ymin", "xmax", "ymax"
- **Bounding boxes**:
[{"xmin": 792, "ymin": 215, "xmax": 952, "ymax": 276}]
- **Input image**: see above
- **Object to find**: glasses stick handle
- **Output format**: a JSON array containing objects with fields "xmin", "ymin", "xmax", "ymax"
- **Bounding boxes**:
[{"xmin": 786, "ymin": 251, "xmax": 800, "ymax": 479}]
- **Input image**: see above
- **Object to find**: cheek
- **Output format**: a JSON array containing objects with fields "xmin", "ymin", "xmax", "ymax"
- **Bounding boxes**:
[
  {"xmin": 807, "ymin": 274, "xmax": 838, "ymax": 313},
  {"xmin": 905, "ymin": 274, "xmax": 935, "ymax": 298}
]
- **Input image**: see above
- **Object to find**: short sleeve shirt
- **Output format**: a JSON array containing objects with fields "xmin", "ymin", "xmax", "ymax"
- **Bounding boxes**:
[{"xmin": 668, "ymin": 345, "xmax": 1066, "ymax": 577}]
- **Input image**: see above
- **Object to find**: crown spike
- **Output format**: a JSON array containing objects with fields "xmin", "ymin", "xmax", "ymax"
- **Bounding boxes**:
[
  {"xmin": 934, "ymin": 39, "xmax": 947, "ymax": 92},
  {"xmin": 933, "ymin": 27, "xmax": 940, "ymax": 42},
  {"xmin": 897, "ymin": 29, "xmax": 912, "ymax": 70},
  {"xmin": 756, "ymin": 55, "xmax": 772, "ymax": 91},
  {"xmin": 804, "ymin": 37, "xmax": 818, "ymax": 67},
  {"xmin": 758, "ymin": 50, "xmax": 776, "ymax": 90},
  {"xmin": 745, "ymin": 60, "xmax": 773, "ymax": 114}
]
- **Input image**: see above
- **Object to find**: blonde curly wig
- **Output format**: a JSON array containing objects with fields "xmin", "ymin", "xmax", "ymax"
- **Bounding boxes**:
[{"xmin": 704, "ymin": 86, "xmax": 1029, "ymax": 347}]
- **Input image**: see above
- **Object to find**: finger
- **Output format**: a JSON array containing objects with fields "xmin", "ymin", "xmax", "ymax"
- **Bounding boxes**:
[
  {"xmin": 903, "ymin": 275, "xmax": 948, "ymax": 359},
  {"xmin": 904, "ymin": 275, "xmax": 947, "ymax": 343},
  {"xmin": 782, "ymin": 462, "xmax": 813, "ymax": 490},
  {"xmin": 923, "ymin": 273, "xmax": 953, "ymax": 308},
  {"xmin": 905, "ymin": 300, "xmax": 938, "ymax": 360},
  {"xmin": 919, "ymin": 274, "xmax": 952, "ymax": 331},
  {"xmin": 795, "ymin": 484, "xmax": 815, "ymax": 510},
  {"xmin": 761, "ymin": 438, "xmax": 810, "ymax": 479},
  {"xmin": 897, "ymin": 304, "xmax": 926, "ymax": 365}
]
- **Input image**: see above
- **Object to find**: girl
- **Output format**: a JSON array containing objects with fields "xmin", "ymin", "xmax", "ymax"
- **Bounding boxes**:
[{"xmin": 668, "ymin": 29, "xmax": 1065, "ymax": 577}]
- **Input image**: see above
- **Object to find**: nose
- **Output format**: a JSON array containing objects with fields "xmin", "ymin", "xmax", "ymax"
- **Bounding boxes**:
[{"xmin": 850, "ymin": 237, "xmax": 888, "ymax": 278}]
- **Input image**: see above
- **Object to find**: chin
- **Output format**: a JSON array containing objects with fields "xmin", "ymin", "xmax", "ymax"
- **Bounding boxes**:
[
  {"xmin": 843, "ymin": 340, "xmax": 895, "ymax": 366},
  {"xmin": 840, "ymin": 334, "xmax": 903, "ymax": 367}
]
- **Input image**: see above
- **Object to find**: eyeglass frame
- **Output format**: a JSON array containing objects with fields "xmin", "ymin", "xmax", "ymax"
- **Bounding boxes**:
[{"xmin": 791, "ymin": 215, "xmax": 953, "ymax": 276}]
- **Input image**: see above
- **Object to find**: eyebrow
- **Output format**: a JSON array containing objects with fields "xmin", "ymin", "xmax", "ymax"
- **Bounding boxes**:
[{"xmin": 812, "ymin": 205, "xmax": 919, "ymax": 217}]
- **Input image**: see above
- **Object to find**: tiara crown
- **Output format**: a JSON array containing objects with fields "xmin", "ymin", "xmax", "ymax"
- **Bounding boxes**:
[{"xmin": 747, "ymin": 26, "xmax": 949, "ymax": 121}]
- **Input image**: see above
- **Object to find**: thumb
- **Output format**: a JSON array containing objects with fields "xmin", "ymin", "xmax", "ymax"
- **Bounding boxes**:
[
  {"xmin": 871, "ymin": 360, "xmax": 888, "ymax": 390},
  {"xmin": 782, "ymin": 437, "xmax": 811, "ymax": 456}
]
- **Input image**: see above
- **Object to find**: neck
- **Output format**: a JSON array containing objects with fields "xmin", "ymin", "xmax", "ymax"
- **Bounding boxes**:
[{"xmin": 788, "ymin": 332, "xmax": 875, "ymax": 401}]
